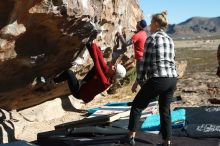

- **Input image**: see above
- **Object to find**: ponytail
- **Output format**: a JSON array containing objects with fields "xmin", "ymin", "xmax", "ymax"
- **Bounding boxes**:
[{"xmin": 152, "ymin": 11, "xmax": 168, "ymax": 30}]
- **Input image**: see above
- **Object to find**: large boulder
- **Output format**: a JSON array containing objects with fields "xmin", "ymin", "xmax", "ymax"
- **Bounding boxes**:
[{"xmin": 0, "ymin": 0, "xmax": 143, "ymax": 110}]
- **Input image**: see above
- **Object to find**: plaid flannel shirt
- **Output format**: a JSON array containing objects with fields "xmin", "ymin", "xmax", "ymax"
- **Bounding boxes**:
[{"xmin": 136, "ymin": 29, "xmax": 178, "ymax": 84}]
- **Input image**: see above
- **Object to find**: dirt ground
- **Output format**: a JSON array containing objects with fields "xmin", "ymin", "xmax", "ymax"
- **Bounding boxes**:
[
  {"xmin": 15, "ymin": 38, "xmax": 220, "ymax": 143},
  {"xmin": 15, "ymin": 79, "xmax": 207, "ymax": 143},
  {"xmin": 15, "ymin": 83, "xmax": 138, "ymax": 142}
]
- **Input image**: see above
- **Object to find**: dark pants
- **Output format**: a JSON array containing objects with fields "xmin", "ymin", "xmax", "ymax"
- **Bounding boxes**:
[
  {"xmin": 128, "ymin": 77, "xmax": 177, "ymax": 141},
  {"xmin": 53, "ymin": 68, "xmax": 95, "ymax": 99}
]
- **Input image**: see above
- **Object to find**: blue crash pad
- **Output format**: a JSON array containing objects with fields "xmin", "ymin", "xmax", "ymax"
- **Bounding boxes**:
[{"xmin": 141, "ymin": 109, "xmax": 185, "ymax": 131}]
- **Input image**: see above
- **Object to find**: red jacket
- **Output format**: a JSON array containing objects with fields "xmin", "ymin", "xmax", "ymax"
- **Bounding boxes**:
[{"xmin": 79, "ymin": 43, "xmax": 111, "ymax": 103}]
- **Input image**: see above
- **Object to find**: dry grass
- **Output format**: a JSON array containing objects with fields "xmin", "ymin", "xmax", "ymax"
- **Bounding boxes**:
[{"xmin": 175, "ymin": 39, "xmax": 219, "ymax": 77}]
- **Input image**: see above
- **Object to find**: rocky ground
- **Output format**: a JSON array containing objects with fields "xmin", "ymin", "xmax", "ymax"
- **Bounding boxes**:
[
  {"xmin": 2, "ymin": 39, "xmax": 220, "ymax": 143},
  {"xmin": 11, "ymin": 72, "xmax": 220, "ymax": 143},
  {"xmin": 175, "ymin": 72, "xmax": 220, "ymax": 106}
]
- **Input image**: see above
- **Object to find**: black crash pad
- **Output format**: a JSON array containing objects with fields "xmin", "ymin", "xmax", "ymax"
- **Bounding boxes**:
[{"xmin": 37, "ymin": 128, "xmax": 220, "ymax": 146}]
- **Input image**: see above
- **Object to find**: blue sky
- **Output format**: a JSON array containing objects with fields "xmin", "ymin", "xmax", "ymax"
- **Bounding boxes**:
[{"xmin": 139, "ymin": 0, "xmax": 220, "ymax": 24}]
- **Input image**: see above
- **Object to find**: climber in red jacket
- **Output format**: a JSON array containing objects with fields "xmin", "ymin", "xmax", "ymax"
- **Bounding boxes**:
[{"xmin": 53, "ymin": 28, "xmax": 126, "ymax": 103}]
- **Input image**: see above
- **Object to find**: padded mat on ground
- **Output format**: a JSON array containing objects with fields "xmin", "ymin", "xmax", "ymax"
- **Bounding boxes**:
[
  {"xmin": 184, "ymin": 106, "xmax": 220, "ymax": 124},
  {"xmin": 134, "ymin": 132, "xmax": 220, "ymax": 146},
  {"xmin": 173, "ymin": 106, "xmax": 220, "ymax": 138},
  {"xmin": 37, "ymin": 127, "xmax": 220, "ymax": 146},
  {"xmin": 141, "ymin": 109, "xmax": 185, "ymax": 131}
]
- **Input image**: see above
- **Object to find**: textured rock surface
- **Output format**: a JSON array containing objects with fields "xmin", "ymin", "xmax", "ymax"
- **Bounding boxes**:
[
  {"xmin": 0, "ymin": 0, "xmax": 143, "ymax": 110},
  {"xmin": 175, "ymin": 73, "xmax": 220, "ymax": 106}
]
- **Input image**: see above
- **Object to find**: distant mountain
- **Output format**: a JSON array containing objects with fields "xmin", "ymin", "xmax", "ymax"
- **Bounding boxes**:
[{"xmin": 167, "ymin": 16, "xmax": 220, "ymax": 39}]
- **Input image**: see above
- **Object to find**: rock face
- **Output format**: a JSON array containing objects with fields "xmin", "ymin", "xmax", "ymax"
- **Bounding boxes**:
[{"xmin": 0, "ymin": 0, "xmax": 143, "ymax": 110}]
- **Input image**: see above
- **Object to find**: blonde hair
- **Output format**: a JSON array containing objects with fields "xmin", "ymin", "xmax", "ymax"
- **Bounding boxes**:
[{"xmin": 152, "ymin": 11, "xmax": 168, "ymax": 30}]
